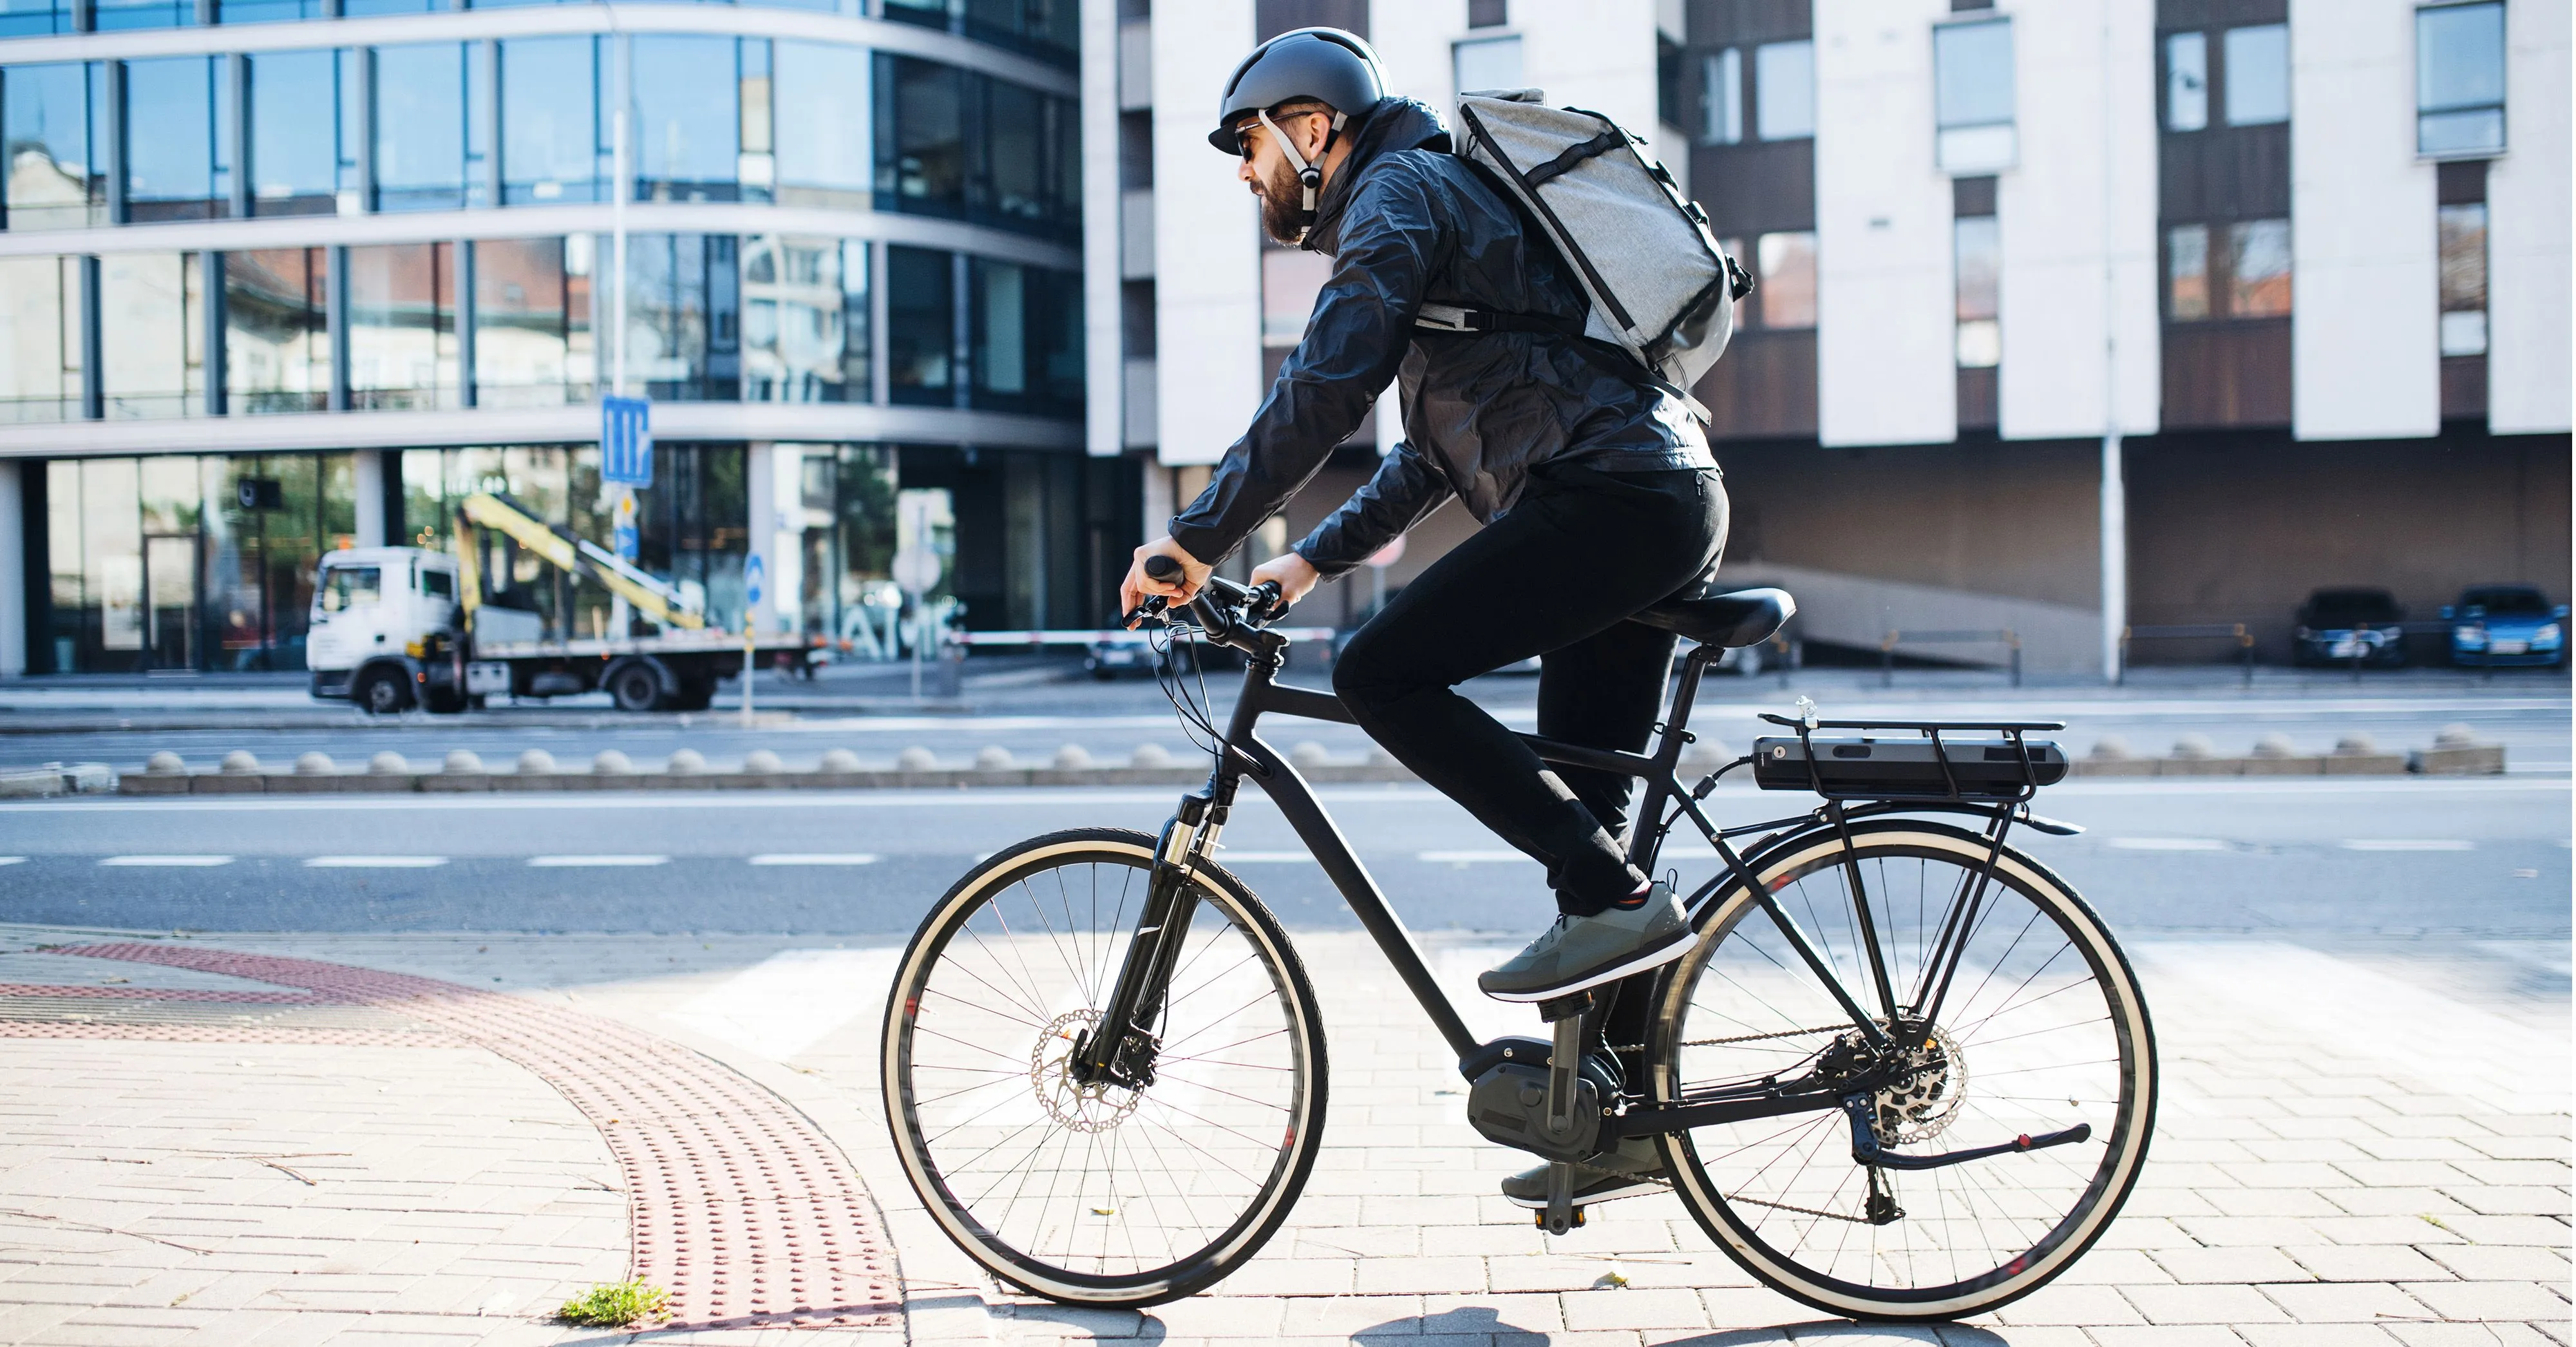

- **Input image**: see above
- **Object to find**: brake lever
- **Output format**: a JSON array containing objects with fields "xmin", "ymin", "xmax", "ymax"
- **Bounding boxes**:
[{"xmin": 1121, "ymin": 596, "xmax": 1171, "ymax": 629}]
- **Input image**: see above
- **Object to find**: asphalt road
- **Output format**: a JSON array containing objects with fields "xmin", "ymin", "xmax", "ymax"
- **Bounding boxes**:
[
  {"xmin": 4, "ymin": 778, "xmax": 2565, "ymax": 962},
  {"xmin": 3, "ymin": 665, "xmax": 2568, "ymax": 775}
]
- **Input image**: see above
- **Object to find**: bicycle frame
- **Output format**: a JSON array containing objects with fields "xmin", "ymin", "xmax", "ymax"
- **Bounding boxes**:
[{"xmin": 1074, "ymin": 600, "xmax": 2078, "ymax": 1161}]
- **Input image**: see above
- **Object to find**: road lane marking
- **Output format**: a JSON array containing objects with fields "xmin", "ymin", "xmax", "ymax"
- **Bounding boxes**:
[
  {"xmin": 99, "ymin": 854, "xmax": 234, "ymax": 866},
  {"xmin": 748, "ymin": 854, "xmax": 880, "ymax": 866},
  {"xmin": 2104, "ymin": 838, "xmax": 2230, "ymax": 851},
  {"xmin": 0, "ymin": 857, "xmax": 21, "ymax": 865},
  {"xmin": 2340, "ymin": 839, "xmax": 2475, "ymax": 851},
  {"xmin": 305, "ymin": 855, "xmax": 450, "ymax": 868},
  {"xmin": 528, "ymin": 854, "xmax": 669, "ymax": 867},
  {"xmin": 1419, "ymin": 849, "xmax": 1531, "ymax": 864}
]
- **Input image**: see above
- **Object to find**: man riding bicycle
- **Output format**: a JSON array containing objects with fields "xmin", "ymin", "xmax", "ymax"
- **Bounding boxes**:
[{"xmin": 1117, "ymin": 28, "xmax": 1728, "ymax": 1207}]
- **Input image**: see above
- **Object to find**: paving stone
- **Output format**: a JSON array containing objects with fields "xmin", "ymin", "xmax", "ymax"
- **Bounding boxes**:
[
  {"xmin": 2148, "ymin": 1246, "xmax": 2312, "ymax": 1284},
  {"xmin": 2284, "ymin": 1244, "xmax": 2458, "ymax": 1282},
  {"xmin": 2259, "ymin": 1279, "xmax": 2436, "ymax": 1322},
  {"xmin": 1558, "ymin": 1288, "xmax": 1710, "ymax": 1332},
  {"xmin": 2421, "ymin": 1245, "xmax": 2573, "ymax": 1282},
  {"xmin": 2401, "ymin": 1281, "xmax": 2573, "ymax": 1322},
  {"xmin": 2120, "ymin": 1283, "xmax": 2295, "ymax": 1324}
]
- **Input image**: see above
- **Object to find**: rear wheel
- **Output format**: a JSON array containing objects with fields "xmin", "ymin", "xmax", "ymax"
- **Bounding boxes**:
[
  {"xmin": 606, "ymin": 661, "xmax": 665, "ymax": 712},
  {"xmin": 884, "ymin": 828, "xmax": 1327, "ymax": 1306},
  {"xmin": 1649, "ymin": 821, "xmax": 2155, "ymax": 1321}
]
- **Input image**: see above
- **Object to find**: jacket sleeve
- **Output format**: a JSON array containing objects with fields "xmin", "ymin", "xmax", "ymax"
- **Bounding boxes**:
[
  {"xmin": 1166, "ymin": 168, "xmax": 1441, "ymax": 566},
  {"xmin": 1292, "ymin": 442, "xmax": 1454, "ymax": 577}
]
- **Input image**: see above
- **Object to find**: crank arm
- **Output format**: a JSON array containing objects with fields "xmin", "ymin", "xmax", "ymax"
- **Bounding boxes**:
[{"xmin": 1844, "ymin": 1096, "xmax": 2090, "ymax": 1171}]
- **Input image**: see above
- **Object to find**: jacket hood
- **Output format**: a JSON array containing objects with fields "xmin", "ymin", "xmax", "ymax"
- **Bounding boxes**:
[{"xmin": 1307, "ymin": 97, "xmax": 1452, "ymax": 251}]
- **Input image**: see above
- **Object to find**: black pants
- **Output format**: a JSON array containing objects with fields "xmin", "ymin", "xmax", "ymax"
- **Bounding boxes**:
[{"xmin": 1332, "ymin": 463, "xmax": 1728, "ymax": 917}]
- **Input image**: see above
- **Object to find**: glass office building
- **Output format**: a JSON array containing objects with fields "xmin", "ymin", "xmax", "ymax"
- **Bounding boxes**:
[{"xmin": 0, "ymin": 0, "xmax": 1128, "ymax": 673}]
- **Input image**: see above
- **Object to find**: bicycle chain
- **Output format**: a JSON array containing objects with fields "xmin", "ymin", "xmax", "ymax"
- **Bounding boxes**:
[
  {"xmin": 1604, "ymin": 1024, "xmax": 1848, "ymax": 1055},
  {"xmin": 1721, "ymin": 1191, "xmax": 1871, "ymax": 1224}
]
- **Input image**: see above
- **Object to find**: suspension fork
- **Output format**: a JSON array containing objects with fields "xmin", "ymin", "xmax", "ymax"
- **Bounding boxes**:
[{"xmin": 1074, "ymin": 785, "xmax": 1228, "ymax": 1085}]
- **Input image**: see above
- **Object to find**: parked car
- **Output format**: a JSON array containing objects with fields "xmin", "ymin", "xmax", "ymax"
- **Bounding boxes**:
[
  {"xmin": 2443, "ymin": 585, "xmax": 2568, "ymax": 668},
  {"xmin": 2291, "ymin": 588, "xmax": 2407, "ymax": 667}
]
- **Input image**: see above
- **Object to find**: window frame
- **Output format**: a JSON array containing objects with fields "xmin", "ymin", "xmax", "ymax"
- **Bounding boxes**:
[
  {"xmin": 1932, "ymin": 17, "xmax": 2017, "ymax": 175},
  {"xmin": 2415, "ymin": 0, "xmax": 2507, "ymax": 160}
]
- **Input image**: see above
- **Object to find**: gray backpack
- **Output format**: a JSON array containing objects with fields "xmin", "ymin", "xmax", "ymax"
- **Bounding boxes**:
[{"xmin": 1417, "ymin": 89, "xmax": 1750, "ymax": 420}]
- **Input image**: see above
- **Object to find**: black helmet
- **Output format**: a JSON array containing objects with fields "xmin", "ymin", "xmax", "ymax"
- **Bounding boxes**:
[{"xmin": 1206, "ymin": 26, "xmax": 1387, "ymax": 156}]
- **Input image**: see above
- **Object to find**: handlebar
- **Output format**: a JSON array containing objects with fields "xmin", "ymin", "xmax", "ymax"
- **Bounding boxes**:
[{"xmin": 1124, "ymin": 553, "xmax": 1285, "ymax": 635}]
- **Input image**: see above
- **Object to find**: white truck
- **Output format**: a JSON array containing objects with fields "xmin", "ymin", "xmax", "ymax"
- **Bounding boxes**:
[{"xmin": 307, "ymin": 493, "xmax": 814, "ymax": 714}]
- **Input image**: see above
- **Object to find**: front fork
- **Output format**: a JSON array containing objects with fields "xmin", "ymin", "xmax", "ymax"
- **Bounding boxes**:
[{"xmin": 1072, "ymin": 786, "xmax": 1230, "ymax": 1087}]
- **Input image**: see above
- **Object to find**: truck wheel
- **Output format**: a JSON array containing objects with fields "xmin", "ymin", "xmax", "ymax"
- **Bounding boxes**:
[
  {"xmin": 607, "ymin": 662, "xmax": 667, "ymax": 712},
  {"xmin": 357, "ymin": 670, "xmax": 413, "ymax": 716}
]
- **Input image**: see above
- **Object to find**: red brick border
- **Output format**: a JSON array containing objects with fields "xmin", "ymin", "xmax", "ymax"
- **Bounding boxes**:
[{"xmin": 43, "ymin": 944, "xmax": 901, "ymax": 1332}]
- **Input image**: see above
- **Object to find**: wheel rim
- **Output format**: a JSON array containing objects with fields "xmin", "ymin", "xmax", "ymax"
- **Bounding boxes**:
[
  {"xmin": 366, "ymin": 678, "xmax": 402, "ymax": 713},
  {"xmin": 890, "ymin": 842, "xmax": 1317, "ymax": 1297},
  {"xmin": 1658, "ymin": 828, "xmax": 2150, "ymax": 1312}
]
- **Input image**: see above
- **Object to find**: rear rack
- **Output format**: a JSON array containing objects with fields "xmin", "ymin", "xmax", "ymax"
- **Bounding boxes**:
[{"xmin": 1754, "ymin": 712, "xmax": 2067, "ymax": 804}]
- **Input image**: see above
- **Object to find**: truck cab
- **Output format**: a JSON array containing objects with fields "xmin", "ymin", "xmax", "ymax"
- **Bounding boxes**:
[{"xmin": 308, "ymin": 547, "xmax": 461, "ymax": 713}]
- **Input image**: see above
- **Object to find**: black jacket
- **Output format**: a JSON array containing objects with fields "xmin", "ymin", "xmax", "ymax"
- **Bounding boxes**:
[{"xmin": 1167, "ymin": 98, "xmax": 1714, "ymax": 577}]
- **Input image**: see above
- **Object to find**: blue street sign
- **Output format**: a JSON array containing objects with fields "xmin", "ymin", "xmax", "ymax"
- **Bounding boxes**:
[
  {"xmin": 612, "ymin": 524, "xmax": 638, "ymax": 560},
  {"xmin": 744, "ymin": 553, "xmax": 766, "ymax": 607},
  {"xmin": 601, "ymin": 397, "xmax": 652, "ymax": 486}
]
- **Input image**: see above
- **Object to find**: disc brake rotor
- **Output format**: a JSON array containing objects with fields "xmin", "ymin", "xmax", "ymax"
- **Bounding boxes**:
[
  {"xmin": 1032, "ymin": 1009, "xmax": 1143, "ymax": 1132},
  {"xmin": 1871, "ymin": 1026, "xmax": 1965, "ymax": 1146}
]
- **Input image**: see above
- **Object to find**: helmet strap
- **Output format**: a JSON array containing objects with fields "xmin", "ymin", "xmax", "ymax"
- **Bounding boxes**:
[{"xmin": 1256, "ymin": 107, "xmax": 1347, "ymax": 240}]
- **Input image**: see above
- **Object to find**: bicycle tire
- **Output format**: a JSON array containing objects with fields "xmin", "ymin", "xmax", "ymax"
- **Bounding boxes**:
[
  {"xmin": 882, "ymin": 827, "xmax": 1328, "ymax": 1306},
  {"xmin": 1647, "ymin": 819, "xmax": 2157, "ymax": 1320}
]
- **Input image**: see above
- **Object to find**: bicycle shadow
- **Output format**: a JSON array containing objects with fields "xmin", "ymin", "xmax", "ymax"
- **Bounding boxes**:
[{"xmin": 1343, "ymin": 1305, "xmax": 2014, "ymax": 1344}]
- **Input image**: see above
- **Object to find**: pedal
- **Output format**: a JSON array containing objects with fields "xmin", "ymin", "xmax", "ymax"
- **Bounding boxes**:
[{"xmin": 1537, "ymin": 1160, "xmax": 1583, "ymax": 1234}]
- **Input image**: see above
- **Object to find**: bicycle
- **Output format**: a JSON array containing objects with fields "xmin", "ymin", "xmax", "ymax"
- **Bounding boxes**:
[{"xmin": 881, "ymin": 562, "xmax": 2157, "ymax": 1321}]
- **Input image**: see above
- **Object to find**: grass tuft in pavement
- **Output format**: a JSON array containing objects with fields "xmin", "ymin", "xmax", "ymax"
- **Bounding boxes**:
[{"xmin": 556, "ymin": 1279, "xmax": 671, "ymax": 1327}]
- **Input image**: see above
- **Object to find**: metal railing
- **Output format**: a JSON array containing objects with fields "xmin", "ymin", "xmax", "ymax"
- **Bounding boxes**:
[
  {"xmin": 2118, "ymin": 623, "xmax": 2255, "ymax": 687},
  {"xmin": 1880, "ymin": 629, "xmax": 2021, "ymax": 687}
]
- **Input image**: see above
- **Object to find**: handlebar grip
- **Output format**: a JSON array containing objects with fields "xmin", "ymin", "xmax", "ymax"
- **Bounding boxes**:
[{"xmin": 1143, "ymin": 553, "xmax": 1184, "ymax": 582}]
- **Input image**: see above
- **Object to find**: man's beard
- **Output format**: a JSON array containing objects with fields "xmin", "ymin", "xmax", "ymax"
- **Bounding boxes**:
[{"xmin": 1255, "ymin": 157, "xmax": 1308, "ymax": 244}]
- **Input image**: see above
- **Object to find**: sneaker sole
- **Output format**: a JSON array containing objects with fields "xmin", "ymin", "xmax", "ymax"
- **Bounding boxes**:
[
  {"xmin": 1478, "ymin": 926, "xmax": 1696, "ymax": 1002},
  {"xmin": 1503, "ymin": 1176, "xmax": 1669, "ymax": 1208}
]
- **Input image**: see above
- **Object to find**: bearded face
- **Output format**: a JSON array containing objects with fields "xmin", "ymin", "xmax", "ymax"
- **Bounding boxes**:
[{"xmin": 1251, "ymin": 148, "xmax": 1308, "ymax": 244}]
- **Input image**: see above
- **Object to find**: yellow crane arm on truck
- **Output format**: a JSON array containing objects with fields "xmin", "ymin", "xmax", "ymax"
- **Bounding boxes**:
[{"xmin": 455, "ymin": 492, "xmax": 707, "ymax": 631}]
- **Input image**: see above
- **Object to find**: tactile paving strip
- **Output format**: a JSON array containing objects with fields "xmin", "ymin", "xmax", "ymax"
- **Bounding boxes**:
[{"xmin": 54, "ymin": 943, "xmax": 902, "ymax": 1332}]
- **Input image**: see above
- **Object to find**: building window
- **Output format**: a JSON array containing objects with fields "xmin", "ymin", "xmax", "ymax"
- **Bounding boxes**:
[
  {"xmin": 775, "ymin": 41, "xmax": 871, "ymax": 207},
  {"xmin": 2417, "ymin": 1, "xmax": 2505, "ymax": 157},
  {"xmin": 632, "ymin": 35, "xmax": 744, "ymax": 202},
  {"xmin": 743, "ymin": 235, "xmax": 869, "ymax": 403},
  {"xmin": 220, "ymin": 0, "xmax": 324, "ymax": 24},
  {"xmin": 92, "ymin": 0, "xmax": 190, "ymax": 32},
  {"xmin": 886, "ymin": 244, "xmax": 954, "ymax": 406},
  {"xmin": 247, "ymin": 50, "xmax": 339, "ymax": 217},
  {"xmin": 346, "ymin": 242, "xmax": 459, "ymax": 411},
  {"xmin": 971, "ymin": 258, "xmax": 1081, "ymax": 416},
  {"xmin": 2226, "ymin": 218, "xmax": 2292, "ymax": 318},
  {"xmin": 3, "ymin": 62, "xmax": 104, "ymax": 230},
  {"xmin": 876, "ymin": 55, "xmax": 965, "ymax": 216},
  {"xmin": 960, "ymin": 0, "xmax": 1079, "ymax": 67},
  {"xmin": 374, "ymin": 43, "xmax": 473, "ymax": 212},
  {"xmin": 1754, "ymin": 40, "xmax": 1814, "ymax": 141},
  {"xmin": 978, "ymin": 75, "xmax": 1077, "ymax": 232},
  {"xmin": 2437, "ymin": 202, "xmax": 2487, "ymax": 355},
  {"xmin": 873, "ymin": 55, "xmax": 1077, "ymax": 238},
  {"xmin": 122, "ymin": 56, "xmax": 234, "ymax": 222},
  {"xmin": 1934, "ymin": 18, "xmax": 2015, "ymax": 173},
  {"xmin": 225, "ymin": 248, "xmax": 328, "ymax": 413},
  {"xmin": 1454, "ymin": 36, "xmax": 1523, "ymax": 95},
  {"xmin": 475, "ymin": 236, "xmax": 593, "ymax": 408},
  {"xmin": 0, "ymin": 0, "xmax": 75, "ymax": 38},
  {"xmin": 101, "ymin": 252, "xmax": 206, "ymax": 419},
  {"xmin": 499, "ymin": 37, "xmax": 601, "ymax": 205},
  {"xmin": 0, "ymin": 256, "xmax": 80, "ymax": 422},
  {"xmin": 2222, "ymin": 24, "xmax": 2289, "ymax": 126},
  {"xmin": 1755, "ymin": 231, "xmax": 1815, "ymax": 329},
  {"xmin": 1468, "ymin": 0, "xmax": 1507, "ymax": 27},
  {"xmin": 1658, "ymin": 35, "xmax": 1683, "ymax": 129},
  {"xmin": 1701, "ymin": 48, "xmax": 1742, "ymax": 145},
  {"xmin": 2166, "ymin": 224, "xmax": 2210, "ymax": 320},
  {"xmin": 620, "ymin": 233, "xmax": 741, "ymax": 401},
  {"xmin": 1954, "ymin": 215, "xmax": 2000, "ymax": 368},
  {"xmin": 2164, "ymin": 32, "xmax": 2208, "ymax": 132}
]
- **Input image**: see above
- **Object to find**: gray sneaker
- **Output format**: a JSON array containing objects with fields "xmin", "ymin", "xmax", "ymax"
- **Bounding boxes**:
[
  {"xmin": 1476, "ymin": 884, "xmax": 1692, "ymax": 1002},
  {"xmin": 1500, "ymin": 1136, "xmax": 1671, "ymax": 1208}
]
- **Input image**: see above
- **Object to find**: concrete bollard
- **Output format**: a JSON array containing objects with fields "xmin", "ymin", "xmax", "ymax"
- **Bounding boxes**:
[
  {"xmin": 516, "ymin": 749, "xmax": 557, "ymax": 775},
  {"xmin": 2335, "ymin": 733, "xmax": 2378, "ymax": 756},
  {"xmin": 1131, "ymin": 743, "xmax": 1175, "ymax": 769},
  {"xmin": 667, "ymin": 748, "xmax": 707, "ymax": 774},
  {"xmin": 443, "ymin": 749, "xmax": 484, "ymax": 774},
  {"xmin": 2242, "ymin": 731, "xmax": 2320, "ymax": 776},
  {"xmin": 1290, "ymin": 741, "xmax": 1331, "ymax": 769},
  {"xmin": 370, "ymin": 751, "xmax": 410, "ymax": 775},
  {"xmin": 2327, "ymin": 733, "xmax": 2407, "ymax": 775},
  {"xmin": 2170, "ymin": 734, "xmax": 2214, "ymax": 759},
  {"xmin": 897, "ymin": 747, "xmax": 939, "ymax": 772},
  {"xmin": 2435, "ymin": 723, "xmax": 2477, "ymax": 748},
  {"xmin": 2089, "ymin": 735, "xmax": 2132, "ymax": 760},
  {"xmin": 592, "ymin": 749, "xmax": 634, "ymax": 775},
  {"xmin": 1053, "ymin": 744, "xmax": 1094, "ymax": 770},
  {"xmin": 1682, "ymin": 738, "xmax": 1732, "ymax": 769},
  {"xmin": 294, "ymin": 752, "xmax": 337, "ymax": 776},
  {"xmin": 818, "ymin": 748, "xmax": 864, "ymax": 774},
  {"xmin": 220, "ymin": 750, "xmax": 261, "ymax": 775},
  {"xmin": 2250, "ymin": 732, "xmax": 2295, "ymax": 758},
  {"xmin": 744, "ymin": 749, "xmax": 784, "ymax": 775},
  {"xmin": 974, "ymin": 745, "xmax": 1016, "ymax": 772},
  {"xmin": 2414, "ymin": 724, "xmax": 2505, "ymax": 776},
  {"xmin": 147, "ymin": 750, "xmax": 187, "ymax": 776}
]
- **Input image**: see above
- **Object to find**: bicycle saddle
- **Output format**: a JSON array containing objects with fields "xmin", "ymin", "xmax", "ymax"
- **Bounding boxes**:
[{"xmin": 1629, "ymin": 586, "xmax": 1795, "ymax": 649}]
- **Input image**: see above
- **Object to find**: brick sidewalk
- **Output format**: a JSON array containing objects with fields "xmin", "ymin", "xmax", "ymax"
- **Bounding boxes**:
[{"xmin": 0, "ymin": 924, "xmax": 2564, "ymax": 1346}]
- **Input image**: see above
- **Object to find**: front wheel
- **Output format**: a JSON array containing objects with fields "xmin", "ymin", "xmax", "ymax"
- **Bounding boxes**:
[
  {"xmin": 884, "ymin": 828, "xmax": 1327, "ymax": 1306},
  {"xmin": 1649, "ymin": 820, "xmax": 2157, "ymax": 1321}
]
